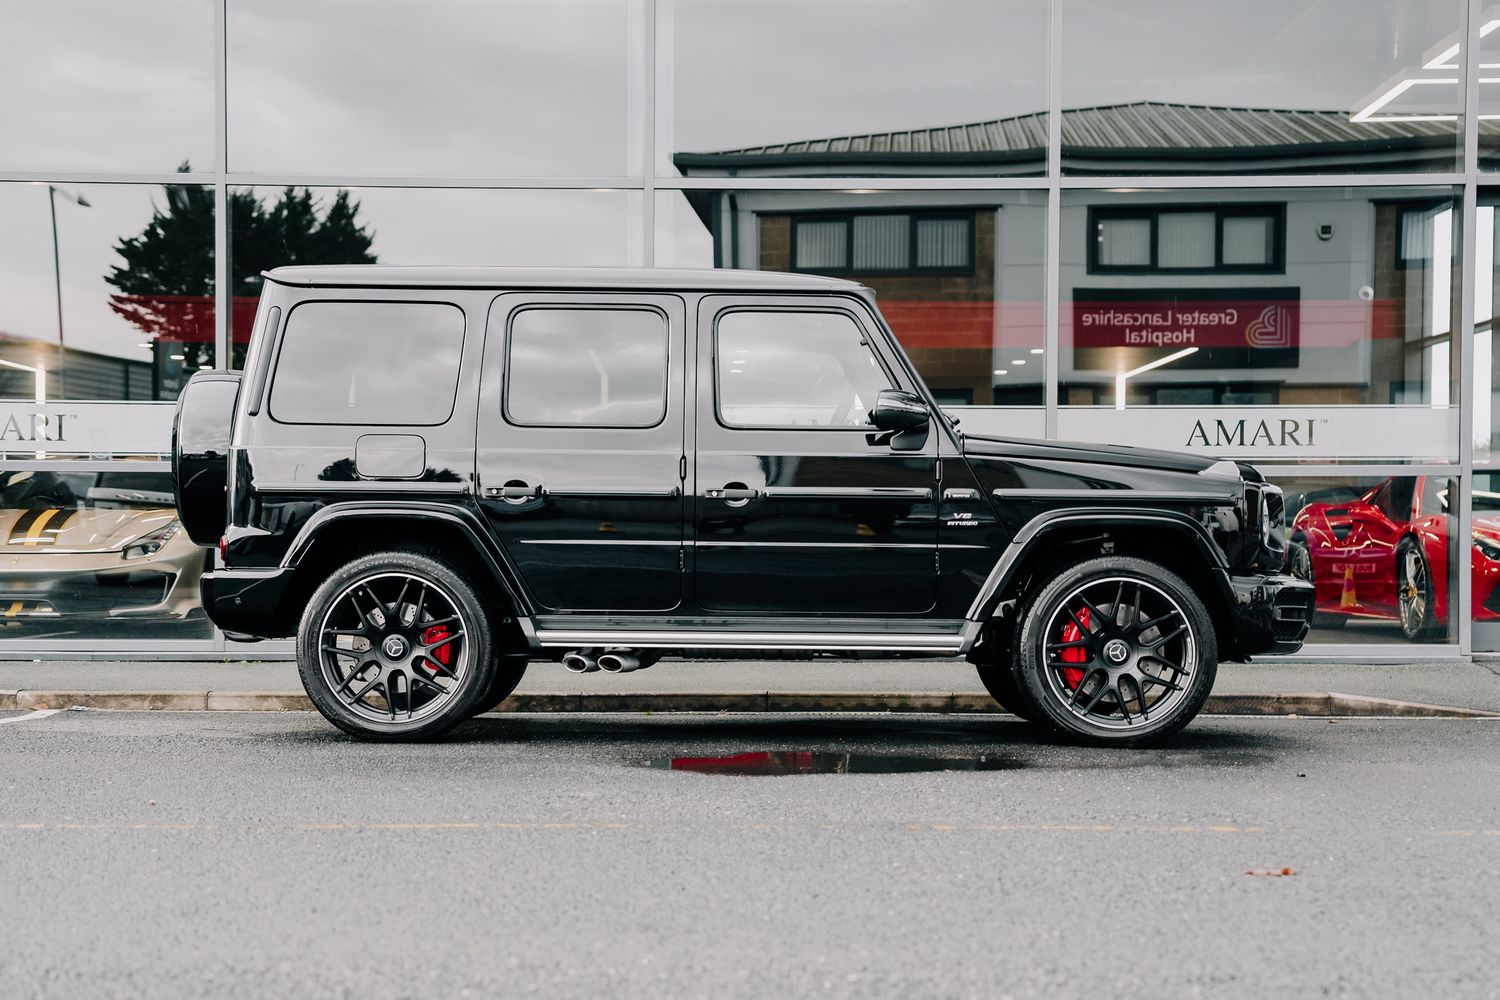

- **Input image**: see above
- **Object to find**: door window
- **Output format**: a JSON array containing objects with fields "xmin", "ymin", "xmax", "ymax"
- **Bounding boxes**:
[
  {"xmin": 715, "ymin": 310, "xmax": 892, "ymax": 429},
  {"xmin": 505, "ymin": 307, "xmax": 668, "ymax": 428}
]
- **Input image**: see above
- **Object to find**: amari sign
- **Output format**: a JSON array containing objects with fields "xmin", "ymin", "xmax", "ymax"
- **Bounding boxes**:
[
  {"xmin": 1072, "ymin": 288, "xmax": 1300, "ymax": 370},
  {"xmin": 0, "ymin": 402, "xmax": 175, "ymax": 458},
  {"xmin": 1057, "ymin": 405, "xmax": 1456, "ymax": 461}
]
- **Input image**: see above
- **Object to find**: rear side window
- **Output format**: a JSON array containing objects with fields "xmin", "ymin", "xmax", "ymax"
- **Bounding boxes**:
[
  {"xmin": 269, "ymin": 301, "xmax": 464, "ymax": 425},
  {"xmin": 505, "ymin": 307, "xmax": 668, "ymax": 427}
]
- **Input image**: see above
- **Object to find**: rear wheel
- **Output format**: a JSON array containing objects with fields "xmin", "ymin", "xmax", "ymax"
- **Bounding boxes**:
[
  {"xmin": 1015, "ymin": 556, "xmax": 1217, "ymax": 747},
  {"xmin": 297, "ymin": 551, "xmax": 495, "ymax": 740}
]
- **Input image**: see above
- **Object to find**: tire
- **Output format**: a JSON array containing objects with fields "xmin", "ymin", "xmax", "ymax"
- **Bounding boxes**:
[
  {"xmin": 1014, "ymin": 556, "xmax": 1218, "ymax": 747},
  {"xmin": 297, "ymin": 550, "xmax": 496, "ymax": 741},
  {"xmin": 470, "ymin": 654, "xmax": 529, "ymax": 717},
  {"xmin": 973, "ymin": 626, "xmax": 1042, "ymax": 722},
  {"xmin": 1396, "ymin": 536, "xmax": 1441, "ymax": 642}
]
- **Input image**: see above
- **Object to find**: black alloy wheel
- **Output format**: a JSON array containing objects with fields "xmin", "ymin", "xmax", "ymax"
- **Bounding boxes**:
[
  {"xmin": 1015, "ymin": 556, "xmax": 1217, "ymax": 747},
  {"xmin": 297, "ymin": 551, "xmax": 496, "ymax": 740},
  {"xmin": 1396, "ymin": 536, "xmax": 1439, "ymax": 641}
]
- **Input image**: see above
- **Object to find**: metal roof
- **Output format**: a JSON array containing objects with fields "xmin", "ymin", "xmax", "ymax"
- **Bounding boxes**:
[
  {"xmin": 263, "ymin": 265, "xmax": 865, "ymax": 292},
  {"xmin": 672, "ymin": 101, "xmax": 1474, "ymax": 172}
]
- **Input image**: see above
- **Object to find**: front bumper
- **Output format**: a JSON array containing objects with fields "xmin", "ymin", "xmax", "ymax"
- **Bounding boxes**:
[
  {"xmin": 1229, "ymin": 572, "xmax": 1314, "ymax": 656},
  {"xmin": 200, "ymin": 566, "xmax": 297, "ymax": 638}
]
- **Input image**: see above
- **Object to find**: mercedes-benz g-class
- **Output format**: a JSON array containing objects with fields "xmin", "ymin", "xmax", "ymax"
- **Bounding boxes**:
[{"xmin": 173, "ymin": 265, "xmax": 1313, "ymax": 744}]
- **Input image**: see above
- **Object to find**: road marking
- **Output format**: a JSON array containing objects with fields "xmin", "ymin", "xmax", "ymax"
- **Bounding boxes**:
[
  {"xmin": 0, "ymin": 709, "xmax": 62, "ymax": 726},
  {"xmin": 0, "ymin": 819, "xmax": 1492, "ymax": 839}
]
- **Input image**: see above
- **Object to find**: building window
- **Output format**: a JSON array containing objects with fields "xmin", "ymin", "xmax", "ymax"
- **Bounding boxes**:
[
  {"xmin": 1088, "ymin": 205, "xmax": 1284, "ymax": 274},
  {"xmin": 791, "ymin": 212, "xmax": 973, "ymax": 275},
  {"xmin": 1396, "ymin": 202, "xmax": 1454, "ymax": 268}
]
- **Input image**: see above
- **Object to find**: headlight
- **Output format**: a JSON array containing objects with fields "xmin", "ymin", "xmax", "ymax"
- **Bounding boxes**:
[
  {"xmin": 123, "ymin": 520, "xmax": 180, "ymax": 560},
  {"xmin": 1475, "ymin": 535, "xmax": 1500, "ymax": 562}
]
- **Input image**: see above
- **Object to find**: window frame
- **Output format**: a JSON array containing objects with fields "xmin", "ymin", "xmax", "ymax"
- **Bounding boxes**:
[
  {"xmin": 711, "ymin": 305, "xmax": 898, "ymax": 432},
  {"xmin": 789, "ymin": 210, "xmax": 976, "ymax": 276},
  {"xmin": 1087, "ymin": 203, "xmax": 1286, "ymax": 275},
  {"xmin": 267, "ymin": 299, "xmax": 466, "ymax": 427},
  {"xmin": 501, "ymin": 303, "xmax": 671, "ymax": 430}
]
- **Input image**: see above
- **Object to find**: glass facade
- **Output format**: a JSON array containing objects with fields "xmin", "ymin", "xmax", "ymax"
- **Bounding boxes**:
[{"xmin": 1, "ymin": 0, "xmax": 1496, "ymax": 655}]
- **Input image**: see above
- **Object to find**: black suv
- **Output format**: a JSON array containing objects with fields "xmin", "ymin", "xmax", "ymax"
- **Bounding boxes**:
[{"xmin": 173, "ymin": 265, "xmax": 1313, "ymax": 744}]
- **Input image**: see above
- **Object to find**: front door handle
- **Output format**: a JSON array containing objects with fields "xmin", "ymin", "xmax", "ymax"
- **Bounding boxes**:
[{"xmin": 705, "ymin": 484, "xmax": 759, "ymax": 506}]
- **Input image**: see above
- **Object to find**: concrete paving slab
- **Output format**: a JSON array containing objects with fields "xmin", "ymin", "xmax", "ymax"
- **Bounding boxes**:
[{"xmin": 0, "ymin": 656, "xmax": 1496, "ymax": 713}]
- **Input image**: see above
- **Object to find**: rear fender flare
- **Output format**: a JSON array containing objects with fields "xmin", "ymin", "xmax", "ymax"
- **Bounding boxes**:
[{"xmin": 281, "ymin": 501, "xmax": 535, "ymax": 620}]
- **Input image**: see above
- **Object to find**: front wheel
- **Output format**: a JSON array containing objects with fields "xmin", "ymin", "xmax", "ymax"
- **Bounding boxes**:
[
  {"xmin": 1015, "ymin": 556, "xmax": 1217, "ymax": 747},
  {"xmin": 470, "ymin": 654, "xmax": 529, "ymax": 717},
  {"xmin": 297, "ymin": 551, "xmax": 496, "ymax": 740},
  {"xmin": 1396, "ymin": 537, "xmax": 1441, "ymax": 642}
]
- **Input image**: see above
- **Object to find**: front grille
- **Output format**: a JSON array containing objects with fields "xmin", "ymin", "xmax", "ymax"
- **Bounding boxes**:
[
  {"xmin": 1273, "ymin": 617, "xmax": 1309, "ymax": 643},
  {"xmin": 1271, "ymin": 587, "xmax": 1312, "ymax": 643}
]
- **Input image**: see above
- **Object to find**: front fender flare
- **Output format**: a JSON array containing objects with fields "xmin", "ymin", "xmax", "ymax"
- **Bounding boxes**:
[{"xmin": 966, "ymin": 507, "xmax": 1231, "ymax": 623}]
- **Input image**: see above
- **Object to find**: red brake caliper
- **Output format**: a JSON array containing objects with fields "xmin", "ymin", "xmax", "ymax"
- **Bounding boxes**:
[
  {"xmin": 1059, "ymin": 607, "xmax": 1090, "ymax": 691},
  {"xmin": 420, "ymin": 625, "xmax": 452, "ymax": 674}
]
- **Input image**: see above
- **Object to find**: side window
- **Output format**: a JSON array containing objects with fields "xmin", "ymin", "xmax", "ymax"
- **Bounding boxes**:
[
  {"xmin": 269, "ymin": 301, "xmax": 464, "ymax": 425},
  {"xmin": 505, "ymin": 307, "xmax": 668, "ymax": 428},
  {"xmin": 716, "ymin": 310, "xmax": 892, "ymax": 429}
]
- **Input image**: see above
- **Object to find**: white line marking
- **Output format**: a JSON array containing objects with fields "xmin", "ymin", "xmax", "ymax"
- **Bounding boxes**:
[{"xmin": 0, "ymin": 709, "xmax": 63, "ymax": 725}]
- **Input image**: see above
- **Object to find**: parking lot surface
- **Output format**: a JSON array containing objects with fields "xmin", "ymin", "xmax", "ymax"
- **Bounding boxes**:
[{"xmin": 2, "ymin": 710, "xmax": 1498, "ymax": 999}]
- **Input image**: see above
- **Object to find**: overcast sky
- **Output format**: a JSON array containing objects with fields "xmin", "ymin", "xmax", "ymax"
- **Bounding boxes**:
[{"xmin": 0, "ymin": 0, "xmax": 1473, "ymax": 365}]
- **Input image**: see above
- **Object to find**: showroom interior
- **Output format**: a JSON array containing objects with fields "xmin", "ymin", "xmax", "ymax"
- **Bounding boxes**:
[{"xmin": 2, "ymin": 0, "xmax": 1498, "ymax": 657}]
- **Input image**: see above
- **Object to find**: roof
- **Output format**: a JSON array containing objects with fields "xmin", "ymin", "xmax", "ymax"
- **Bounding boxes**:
[
  {"xmin": 262, "ymin": 265, "xmax": 865, "ymax": 292},
  {"xmin": 673, "ymin": 101, "xmax": 1475, "ymax": 173}
]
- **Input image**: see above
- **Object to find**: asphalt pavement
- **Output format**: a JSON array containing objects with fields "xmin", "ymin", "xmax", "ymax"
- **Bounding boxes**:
[{"xmin": 2, "ymin": 708, "xmax": 1498, "ymax": 999}]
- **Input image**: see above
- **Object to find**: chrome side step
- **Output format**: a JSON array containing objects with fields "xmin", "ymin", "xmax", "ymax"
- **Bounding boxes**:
[{"xmin": 532, "ymin": 629, "xmax": 970, "ymax": 654}]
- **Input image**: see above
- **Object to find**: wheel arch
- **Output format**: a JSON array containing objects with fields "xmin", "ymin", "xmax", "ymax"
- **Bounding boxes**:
[
  {"xmin": 968, "ymin": 510, "xmax": 1243, "ymax": 661},
  {"xmin": 273, "ymin": 502, "xmax": 535, "ymax": 645}
]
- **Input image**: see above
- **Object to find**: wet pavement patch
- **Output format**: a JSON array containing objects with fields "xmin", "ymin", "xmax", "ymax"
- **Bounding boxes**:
[{"xmin": 641, "ymin": 750, "xmax": 1019, "ymax": 775}]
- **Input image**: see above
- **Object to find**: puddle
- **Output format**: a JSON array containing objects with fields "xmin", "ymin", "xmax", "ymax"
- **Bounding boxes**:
[{"xmin": 642, "ymin": 750, "xmax": 1019, "ymax": 776}]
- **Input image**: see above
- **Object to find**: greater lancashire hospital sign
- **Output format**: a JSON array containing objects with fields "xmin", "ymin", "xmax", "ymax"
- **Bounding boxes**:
[{"xmin": 1072, "ymin": 288, "xmax": 1300, "ymax": 369}]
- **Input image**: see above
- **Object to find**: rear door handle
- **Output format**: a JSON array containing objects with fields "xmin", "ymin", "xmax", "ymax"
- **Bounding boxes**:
[{"xmin": 705, "ymin": 487, "xmax": 759, "ymax": 501}]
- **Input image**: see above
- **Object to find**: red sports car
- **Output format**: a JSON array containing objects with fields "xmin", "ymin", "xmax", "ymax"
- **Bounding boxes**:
[{"xmin": 1287, "ymin": 477, "xmax": 1500, "ymax": 641}]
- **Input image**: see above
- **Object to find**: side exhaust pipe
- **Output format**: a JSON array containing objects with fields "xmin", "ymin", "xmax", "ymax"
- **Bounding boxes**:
[
  {"xmin": 562, "ymin": 650, "xmax": 600, "ymax": 673},
  {"xmin": 597, "ymin": 649, "xmax": 660, "ymax": 674}
]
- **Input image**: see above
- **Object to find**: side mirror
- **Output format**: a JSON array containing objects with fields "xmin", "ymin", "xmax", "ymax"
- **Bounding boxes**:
[{"xmin": 869, "ymin": 389, "xmax": 930, "ymax": 432}]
